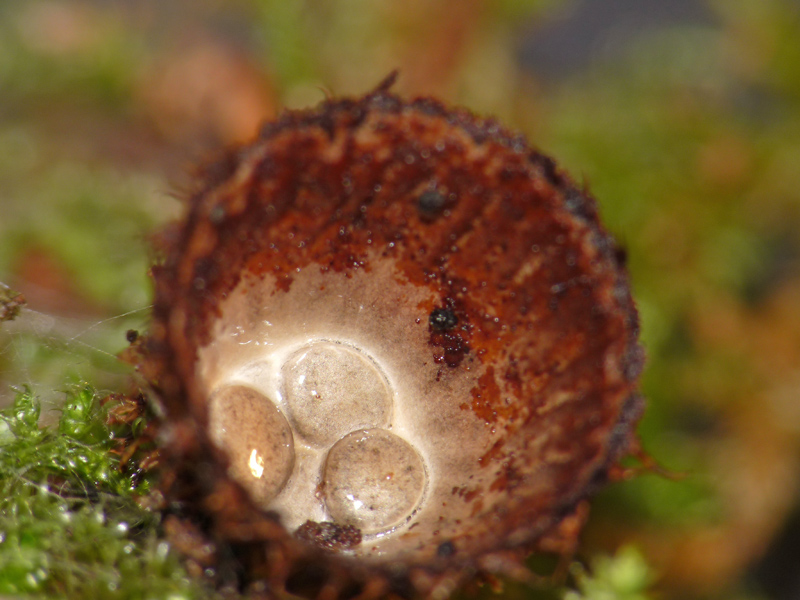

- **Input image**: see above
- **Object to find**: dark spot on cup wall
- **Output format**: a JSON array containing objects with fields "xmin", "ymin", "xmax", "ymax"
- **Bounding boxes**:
[
  {"xmin": 417, "ymin": 190, "xmax": 447, "ymax": 220},
  {"xmin": 437, "ymin": 540, "xmax": 456, "ymax": 557},
  {"xmin": 429, "ymin": 307, "xmax": 458, "ymax": 331}
]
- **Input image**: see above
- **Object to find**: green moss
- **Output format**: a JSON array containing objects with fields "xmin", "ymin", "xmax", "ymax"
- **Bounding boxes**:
[
  {"xmin": 0, "ymin": 386, "xmax": 213, "ymax": 599},
  {"xmin": 564, "ymin": 547, "xmax": 653, "ymax": 600}
]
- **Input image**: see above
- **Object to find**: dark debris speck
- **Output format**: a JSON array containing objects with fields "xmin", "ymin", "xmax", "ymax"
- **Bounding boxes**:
[
  {"xmin": 429, "ymin": 308, "xmax": 458, "ymax": 331},
  {"xmin": 295, "ymin": 521, "xmax": 362, "ymax": 552},
  {"xmin": 437, "ymin": 540, "xmax": 456, "ymax": 557},
  {"xmin": 417, "ymin": 190, "xmax": 446, "ymax": 218}
]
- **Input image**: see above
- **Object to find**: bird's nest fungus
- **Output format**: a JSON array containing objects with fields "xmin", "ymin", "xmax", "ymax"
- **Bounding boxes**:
[{"xmin": 130, "ymin": 77, "xmax": 645, "ymax": 599}]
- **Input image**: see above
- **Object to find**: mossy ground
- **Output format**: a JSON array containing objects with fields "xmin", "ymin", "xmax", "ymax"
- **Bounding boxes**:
[
  {"xmin": 0, "ymin": 386, "xmax": 214, "ymax": 598},
  {"xmin": 0, "ymin": 387, "xmax": 651, "ymax": 599}
]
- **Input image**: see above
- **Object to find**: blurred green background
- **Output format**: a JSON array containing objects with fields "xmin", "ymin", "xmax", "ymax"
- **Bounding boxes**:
[{"xmin": 1, "ymin": 1, "xmax": 799, "ymax": 599}]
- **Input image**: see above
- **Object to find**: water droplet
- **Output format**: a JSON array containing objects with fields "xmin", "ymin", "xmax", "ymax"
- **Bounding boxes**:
[
  {"xmin": 208, "ymin": 385, "xmax": 295, "ymax": 506},
  {"xmin": 282, "ymin": 342, "xmax": 392, "ymax": 446},
  {"xmin": 323, "ymin": 429, "xmax": 426, "ymax": 534}
]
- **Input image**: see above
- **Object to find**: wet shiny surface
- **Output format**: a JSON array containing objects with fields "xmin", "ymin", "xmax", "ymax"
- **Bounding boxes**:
[
  {"xmin": 282, "ymin": 342, "xmax": 392, "ymax": 447},
  {"xmin": 208, "ymin": 385, "xmax": 295, "ymax": 506},
  {"xmin": 323, "ymin": 428, "xmax": 427, "ymax": 534}
]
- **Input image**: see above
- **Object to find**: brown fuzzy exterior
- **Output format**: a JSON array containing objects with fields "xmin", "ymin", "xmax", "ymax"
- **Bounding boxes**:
[{"xmin": 142, "ymin": 84, "xmax": 645, "ymax": 598}]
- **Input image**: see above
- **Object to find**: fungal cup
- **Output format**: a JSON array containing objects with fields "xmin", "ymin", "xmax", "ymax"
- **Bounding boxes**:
[{"xmin": 146, "ymin": 85, "xmax": 645, "ymax": 594}]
